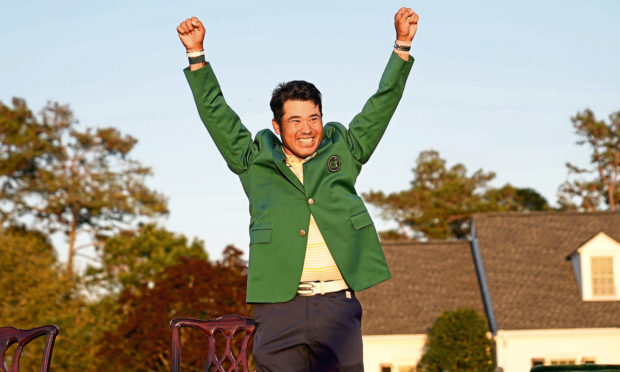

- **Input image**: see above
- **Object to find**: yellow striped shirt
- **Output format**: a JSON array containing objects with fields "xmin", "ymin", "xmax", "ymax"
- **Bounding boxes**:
[{"xmin": 284, "ymin": 152, "xmax": 344, "ymax": 282}]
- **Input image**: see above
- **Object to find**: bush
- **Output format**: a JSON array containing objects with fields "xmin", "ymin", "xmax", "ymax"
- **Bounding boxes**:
[{"xmin": 417, "ymin": 308, "xmax": 495, "ymax": 372}]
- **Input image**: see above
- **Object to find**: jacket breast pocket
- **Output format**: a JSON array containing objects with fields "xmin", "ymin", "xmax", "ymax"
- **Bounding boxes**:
[
  {"xmin": 250, "ymin": 228, "xmax": 272, "ymax": 244},
  {"xmin": 350, "ymin": 210, "xmax": 373, "ymax": 230}
]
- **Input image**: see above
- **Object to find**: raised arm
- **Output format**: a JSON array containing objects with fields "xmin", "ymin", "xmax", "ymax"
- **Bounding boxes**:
[
  {"xmin": 178, "ymin": 17, "xmax": 255, "ymax": 174},
  {"xmin": 346, "ymin": 7, "xmax": 419, "ymax": 164},
  {"xmin": 177, "ymin": 17, "xmax": 207, "ymax": 71},
  {"xmin": 394, "ymin": 7, "xmax": 419, "ymax": 61}
]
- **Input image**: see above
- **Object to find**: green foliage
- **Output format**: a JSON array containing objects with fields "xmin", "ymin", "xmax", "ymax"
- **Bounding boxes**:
[
  {"xmin": 1, "ymin": 97, "xmax": 249, "ymax": 371},
  {"xmin": 364, "ymin": 150, "xmax": 550, "ymax": 239},
  {"xmin": 558, "ymin": 108, "xmax": 620, "ymax": 211},
  {"xmin": 0, "ymin": 98, "xmax": 168, "ymax": 273},
  {"xmin": 417, "ymin": 308, "xmax": 495, "ymax": 372},
  {"xmin": 0, "ymin": 225, "xmax": 225, "ymax": 371},
  {"xmin": 0, "ymin": 228, "xmax": 99, "ymax": 371},
  {"xmin": 97, "ymin": 246, "xmax": 249, "ymax": 372},
  {"xmin": 86, "ymin": 223, "xmax": 207, "ymax": 294},
  {"xmin": 0, "ymin": 228, "xmax": 69, "ymax": 325}
]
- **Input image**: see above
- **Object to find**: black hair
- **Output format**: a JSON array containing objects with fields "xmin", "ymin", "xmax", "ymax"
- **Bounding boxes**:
[{"xmin": 270, "ymin": 80, "xmax": 322, "ymax": 125}]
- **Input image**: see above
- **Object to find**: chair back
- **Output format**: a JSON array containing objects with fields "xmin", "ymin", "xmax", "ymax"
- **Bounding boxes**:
[
  {"xmin": 170, "ymin": 315, "xmax": 255, "ymax": 372},
  {"xmin": 0, "ymin": 325, "xmax": 59, "ymax": 372}
]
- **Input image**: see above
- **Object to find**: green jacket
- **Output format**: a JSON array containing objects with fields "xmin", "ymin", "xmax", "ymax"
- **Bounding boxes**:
[{"xmin": 185, "ymin": 52, "xmax": 414, "ymax": 303}]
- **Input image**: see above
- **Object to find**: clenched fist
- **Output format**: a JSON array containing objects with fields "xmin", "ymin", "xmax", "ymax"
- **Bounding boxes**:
[
  {"xmin": 177, "ymin": 17, "xmax": 205, "ymax": 52},
  {"xmin": 394, "ymin": 7, "xmax": 419, "ymax": 42}
]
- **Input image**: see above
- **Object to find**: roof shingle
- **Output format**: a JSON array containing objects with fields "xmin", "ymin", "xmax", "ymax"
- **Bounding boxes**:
[
  {"xmin": 359, "ymin": 240, "xmax": 485, "ymax": 335},
  {"xmin": 473, "ymin": 211, "xmax": 620, "ymax": 330}
]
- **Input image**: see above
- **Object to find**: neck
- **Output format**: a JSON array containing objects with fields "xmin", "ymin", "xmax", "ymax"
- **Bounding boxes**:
[{"xmin": 282, "ymin": 146, "xmax": 303, "ymax": 161}]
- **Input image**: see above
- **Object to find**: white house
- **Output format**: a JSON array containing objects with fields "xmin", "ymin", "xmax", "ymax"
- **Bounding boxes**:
[{"xmin": 358, "ymin": 212, "xmax": 620, "ymax": 372}]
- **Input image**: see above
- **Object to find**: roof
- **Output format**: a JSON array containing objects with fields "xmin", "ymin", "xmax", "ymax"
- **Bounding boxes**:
[
  {"xmin": 358, "ymin": 240, "xmax": 486, "ymax": 335},
  {"xmin": 472, "ymin": 211, "xmax": 620, "ymax": 331}
]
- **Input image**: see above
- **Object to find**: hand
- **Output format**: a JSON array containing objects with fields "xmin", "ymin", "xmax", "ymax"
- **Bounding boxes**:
[
  {"xmin": 177, "ymin": 17, "xmax": 205, "ymax": 53},
  {"xmin": 394, "ymin": 7, "xmax": 419, "ymax": 42}
]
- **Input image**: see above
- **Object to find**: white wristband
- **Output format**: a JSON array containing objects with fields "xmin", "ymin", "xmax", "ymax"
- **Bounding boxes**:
[{"xmin": 186, "ymin": 50, "xmax": 205, "ymax": 58}]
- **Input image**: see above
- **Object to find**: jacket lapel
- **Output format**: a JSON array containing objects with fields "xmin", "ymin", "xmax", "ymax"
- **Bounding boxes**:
[
  {"xmin": 271, "ymin": 146, "xmax": 305, "ymax": 193},
  {"xmin": 302, "ymin": 136, "xmax": 333, "ymax": 196}
]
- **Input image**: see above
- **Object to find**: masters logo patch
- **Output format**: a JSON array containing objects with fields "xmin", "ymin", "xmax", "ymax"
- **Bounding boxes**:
[{"xmin": 327, "ymin": 155, "xmax": 341, "ymax": 172}]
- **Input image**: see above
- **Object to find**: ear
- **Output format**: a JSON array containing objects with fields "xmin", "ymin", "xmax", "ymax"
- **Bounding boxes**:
[{"xmin": 272, "ymin": 119, "xmax": 281, "ymax": 135}]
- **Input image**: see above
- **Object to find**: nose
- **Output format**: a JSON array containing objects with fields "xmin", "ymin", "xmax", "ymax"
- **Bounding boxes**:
[{"xmin": 300, "ymin": 121, "xmax": 312, "ymax": 134}]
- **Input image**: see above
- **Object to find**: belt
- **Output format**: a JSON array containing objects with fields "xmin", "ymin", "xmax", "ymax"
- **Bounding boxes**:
[{"xmin": 297, "ymin": 279, "xmax": 349, "ymax": 296}]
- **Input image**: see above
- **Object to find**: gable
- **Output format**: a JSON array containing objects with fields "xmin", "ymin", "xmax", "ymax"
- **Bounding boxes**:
[{"xmin": 569, "ymin": 232, "xmax": 620, "ymax": 301}]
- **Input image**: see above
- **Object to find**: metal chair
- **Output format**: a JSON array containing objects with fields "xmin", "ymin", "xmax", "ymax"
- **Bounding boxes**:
[
  {"xmin": 170, "ymin": 315, "xmax": 255, "ymax": 372},
  {"xmin": 0, "ymin": 325, "xmax": 59, "ymax": 372}
]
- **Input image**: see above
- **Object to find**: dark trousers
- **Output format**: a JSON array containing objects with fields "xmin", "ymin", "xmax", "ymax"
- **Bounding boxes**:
[{"xmin": 252, "ymin": 290, "xmax": 364, "ymax": 372}]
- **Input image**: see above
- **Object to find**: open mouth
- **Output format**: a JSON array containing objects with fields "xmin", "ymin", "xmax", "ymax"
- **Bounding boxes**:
[{"xmin": 297, "ymin": 137, "xmax": 314, "ymax": 145}]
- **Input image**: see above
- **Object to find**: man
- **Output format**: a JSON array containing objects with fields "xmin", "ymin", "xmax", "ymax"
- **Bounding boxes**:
[{"xmin": 177, "ymin": 7, "xmax": 418, "ymax": 371}]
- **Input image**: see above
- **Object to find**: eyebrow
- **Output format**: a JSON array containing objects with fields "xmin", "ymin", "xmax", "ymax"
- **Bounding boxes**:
[{"xmin": 287, "ymin": 113, "xmax": 321, "ymax": 120}]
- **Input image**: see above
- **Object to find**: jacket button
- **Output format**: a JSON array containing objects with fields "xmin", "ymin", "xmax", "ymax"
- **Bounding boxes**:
[
  {"xmin": 300, "ymin": 229, "xmax": 306, "ymax": 237},
  {"xmin": 308, "ymin": 198, "xmax": 314, "ymax": 205}
]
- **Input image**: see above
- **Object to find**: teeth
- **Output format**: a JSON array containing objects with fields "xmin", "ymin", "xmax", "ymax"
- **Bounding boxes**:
[{"xmin": 298, "ymin": 138, "xmax": 313, "ymax": 144}]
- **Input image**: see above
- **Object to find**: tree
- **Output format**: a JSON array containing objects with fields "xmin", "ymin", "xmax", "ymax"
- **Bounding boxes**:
[
  {"xmin": 364, "ymin": 150, "xmax": 549, "ymax": 240},
  {"xmin": 417, "ymin": 308, "xmax": 495, "ymax": 372},
  {"xmin": 0, "ymin": 98, "xmax": 168, "ymax": 273},
  {"xmin": 558, "ymin": 108, "xmax": 620, "ymax": 211},
  {"xmin": 86, "ymin": 224, "xmax": 208, "ymax": 294},
  {"xmin": 97, "ymin": 246, "xmax": 250, "ymax": 372},
  {"xmin": 484, "ymin": 184, "xmax": 550, "ymax": 212},
  {"xmin": 0, "ymin": 228, "xmax": 72, "ymax": 326},
  {"xmin": 0, "ymin": 98, "xmax": 59, "ymax": 206},
  {"xmin": 0, "ymin": 228, "xmax": 101, "ymax": 371}
]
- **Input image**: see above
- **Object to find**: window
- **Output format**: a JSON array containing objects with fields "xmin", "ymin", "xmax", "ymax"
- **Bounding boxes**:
[
  {"xmin": 532, "ymin": 356, "xmax": 595, "ymax": 366},
  {"xmin": 592, "ymin": 256, "xmax": 616, "ymax": 296},
  {"xmin": 381, "ymin": 364, "xmax": 415, "ymax": 372},
  {"xmin": 570, "ymin": 232, "xmax": 620, "ymax": 301},
  {"xmin": 550, "ymin": 359, "xmax": 576, "ymax": 365}
]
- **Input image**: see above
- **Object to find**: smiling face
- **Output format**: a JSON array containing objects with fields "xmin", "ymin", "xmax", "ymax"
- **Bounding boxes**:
[{"xmin": 272, "ymin": 99, "xmax": 323, "ymax": 161}]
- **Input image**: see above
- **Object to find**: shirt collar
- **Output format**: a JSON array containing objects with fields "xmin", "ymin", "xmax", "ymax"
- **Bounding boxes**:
[{"xmin": 283, "ymin": 149, "xmax": 317, "ymax": 167}]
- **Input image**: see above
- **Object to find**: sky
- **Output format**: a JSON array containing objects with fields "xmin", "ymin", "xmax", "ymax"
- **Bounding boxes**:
[{"xmin": 1, "ymin": 0, "xmax": 619, "ymax": 264}]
